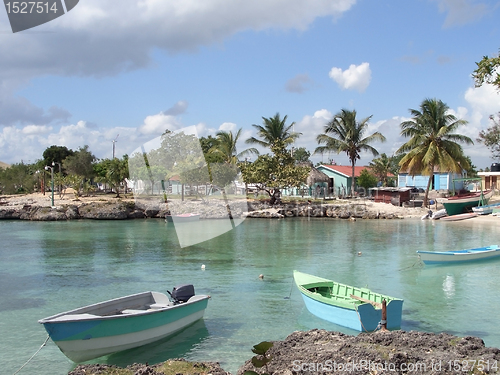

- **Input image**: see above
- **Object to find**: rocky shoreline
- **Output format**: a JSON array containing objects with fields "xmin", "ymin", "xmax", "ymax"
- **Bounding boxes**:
[
  {"xmin": 0, "ymin": 193, "xmax": 430, "ymax": 221},
  {"xmin": 67, "ymin": 329, "xmax": 500, "ymax": 375}
]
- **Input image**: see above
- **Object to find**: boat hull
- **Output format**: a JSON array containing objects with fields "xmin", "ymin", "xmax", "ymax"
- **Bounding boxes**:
[
  {"xmin": 293, "ymin": 271, "xmax": 403, "ymax": 332},
  {"xmin": 472, "ymin": 202, "xmax": 500, "ymax": 215},
  {"xmin": 417, "ymin": 245, "xmax": 500, "ymax": 264},
  {"xmin": 39, "ymin": 293, "xmax": 209, "ymax": 362},
  {"xmin": 165, "ymin": 213, "xmax": 200, "ymax": 223},
  {"xmin": 438, "ymin": 213, "xmax": 477, "ymax": 221}
]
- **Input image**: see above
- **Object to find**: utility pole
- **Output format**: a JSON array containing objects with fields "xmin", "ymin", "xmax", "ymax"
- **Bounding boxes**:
[{"xmin": 112, "ymin": 134, "xmax": 119, "ymax": 158}]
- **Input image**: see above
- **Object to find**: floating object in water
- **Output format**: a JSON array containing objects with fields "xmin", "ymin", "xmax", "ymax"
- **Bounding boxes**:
[
  {"xmin": 259, "ymin": 274, "xmax": 264, "ymax": 279},
  {"xmin": 201, "ymin": 264, "xmax": 206, "ymax": 270}
]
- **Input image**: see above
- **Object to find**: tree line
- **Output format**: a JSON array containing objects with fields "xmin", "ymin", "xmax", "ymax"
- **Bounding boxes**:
[
  {"xmin": 2, "ymin": 50, "xmax": 500, "ymax": 201},
  {"xmin": 0, "ymin": 99, "xmax": 481, "ymax": 206}
]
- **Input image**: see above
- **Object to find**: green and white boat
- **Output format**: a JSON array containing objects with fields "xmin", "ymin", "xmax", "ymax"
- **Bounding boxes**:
[
  {"xmin": 39, "ymin": 285, "xmax": 209, "ymax": 362},
  {"xmin": 293, "ymin": 271, "xmax": 403, "ymax": 332},
  {"xmin": 439, "ymin": 189, "xmax": 493, "ymax": 216}
]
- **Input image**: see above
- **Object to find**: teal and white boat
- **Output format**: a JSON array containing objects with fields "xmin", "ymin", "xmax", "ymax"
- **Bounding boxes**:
[
  {"xmin": 417, "ymin": 245, "xmax": 500, "ymax": 264},
  {"xmin": 293, "ymin": 271, "xmax": 403, "ymax": 332},
  {"xmin": 39, "ymin": 285, "xmax": 210, "ymax": 362},
  {"xmin": 472, "ymin": 201, "xmax": 500, "ymax": 215}
]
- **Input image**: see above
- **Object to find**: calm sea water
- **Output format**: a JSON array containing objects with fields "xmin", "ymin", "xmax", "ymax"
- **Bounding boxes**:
[{"xmin": 1, "ymin": 217, "xmax": 500, "ymax": 375}]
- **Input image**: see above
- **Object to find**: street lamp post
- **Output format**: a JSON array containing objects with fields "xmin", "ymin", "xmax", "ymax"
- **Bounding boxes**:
[
  {"xmin": 45, "ymin": 165, "xmax": 54, "ymax": 207},
  {"xmin": 53, "ymin": 161, "xmax": 62, "ymax": 196}
]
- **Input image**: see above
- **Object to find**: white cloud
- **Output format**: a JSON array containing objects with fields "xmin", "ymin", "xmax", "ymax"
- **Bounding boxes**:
[
  {"xmin": 0, "ymin": 0, "xmax": 357, "ymax": 129},
  {"xmin": 22, "ymin": 125, "xmax": 53, "ymax": 135},
  {"xmin": 218, "ymin": 122, "xmax": 237, "ymax": 132},
  {"xmin": 328, "ymin": 62, "xmax": 371, "ymax": 93},
  {"xmin": 138, "ymin": 113, "xmax": 182, "ymax": 135}
]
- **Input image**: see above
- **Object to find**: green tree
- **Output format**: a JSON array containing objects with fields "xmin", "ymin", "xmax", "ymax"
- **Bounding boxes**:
[
  {"xmin": 397, "ymin": 98, "xmax": 473, "ymax": 205},
  {"xmin": 244, "ymin": 113, "xmax": 304, "ymax": 204},
  {"xmin": 472, "ymin": 49, "xmax": 500, "ymax": 90},
  {"xmin": 292, "ymin": 147, "xmax": 311, "ymax": 163},
  {"xmin": 199, "ymin": 135, "xmax": 224, "ymax": 164},
  {"xmin": 209, "ymin": 129, "xmax": 258, "ymax": 165},
  {"xmin": 369, "ymin": 153, "xmax": 398, "ymax": 187},
  {"xmin": 241, "ymin": 141, "xmax": 309, "ymax": 204},
  {"xmin": 94, "ymin": 156, "xmax": 129, "ymax": 197},
  {"xmin": 477, "ymin": 113, "xmax": 500, "ymax": 161},
  {"xmin": 42, "ymin": 145, "xmax": 74, "ymax": 168},
  {"xmin": 63, "ymin": 145, "xmax": 96, "ymax": 180},
  {"xmin": 357, "ymin": 168, "xmax": 378, "ymax": 192},
  {"xmin": 0, "ymin": 162, "xmax": 38, "ymax": 194},
  {"xmin": 246, "ymin": 112, "xmax": 301, "ymax": 149},
  {"xmin": 207, "ymin": 129, "xmax": 257, "ymax": 199},
  {"xmin": 128, "ymin": 131, "xmax": 208, "ymax": 199},
  {"xmin": 315, "ymin": 109, "xmax": 386, "ymax": 195}
]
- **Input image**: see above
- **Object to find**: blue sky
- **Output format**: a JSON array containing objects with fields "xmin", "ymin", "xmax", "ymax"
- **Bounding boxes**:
[{"xmin": 0, "ymin": 0, "xmax": 499, "ymax": 169}]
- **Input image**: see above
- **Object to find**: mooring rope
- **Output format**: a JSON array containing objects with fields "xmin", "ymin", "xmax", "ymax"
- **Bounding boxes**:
[
  {"xmin": 398, "ymin": 258, "xmax": 424, "ymax": 271},
  {"xmin": 12, "ymin": 335, "xmax": 50, "ymax": 375}
]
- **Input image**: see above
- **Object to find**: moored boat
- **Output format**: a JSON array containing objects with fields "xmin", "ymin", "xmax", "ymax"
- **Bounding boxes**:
[
  {"xmin": 472, "ymin": 202, "xmax": 500, "ymax": 215},
  {"xmin": 38, "ymin": 285, "xmax": 210, "ymax": 362},
  {"xmin": 165, "ymin": 213, "xmax": 201, "ymax": 223},
  {"xmin": 438, "ymin": 212, "xmax": 477, "ymax": 221},
  {"xmin": 293, "ymin": 270, "xmax": 403, "ymax": 332},
  {"xmin": 438, "ymin": 189, "xmax": 493, "ymax": 216},
  {"xmin": 417, "ymin": 245, "xmax": 500, "ymax": 264}
]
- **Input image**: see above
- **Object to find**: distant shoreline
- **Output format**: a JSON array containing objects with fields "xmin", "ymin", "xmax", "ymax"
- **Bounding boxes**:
[{"xmin": 0, "ymin": 192, "xmax": 499, "ymax": 223}]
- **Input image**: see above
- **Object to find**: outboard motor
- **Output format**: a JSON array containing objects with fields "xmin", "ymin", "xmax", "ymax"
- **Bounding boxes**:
[{"xmin": 169, "ymin": 284, "xmax": 195, "ymax": 304}]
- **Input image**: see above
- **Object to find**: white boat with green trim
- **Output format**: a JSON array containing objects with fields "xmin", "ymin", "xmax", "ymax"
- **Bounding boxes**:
[
  {"xmin": 38, "ymin": 285, "xmax": 209, "ymax": 362},
  {"xmin": 293, "ymin": 271, "xmax": 403, "ymax": 332}
]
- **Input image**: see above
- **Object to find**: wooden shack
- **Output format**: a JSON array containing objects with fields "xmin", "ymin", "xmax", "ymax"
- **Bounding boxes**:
[{"xmin": 370, "ymin": 187, "xmax": 412, "ymax": 206}]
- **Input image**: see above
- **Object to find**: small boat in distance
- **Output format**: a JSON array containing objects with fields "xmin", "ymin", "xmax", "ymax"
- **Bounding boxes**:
[
  {"xmin": 438, "ymin": 212, "xmax": 477, "ymax": 221},
  {"xmin": 165, "ymin": 213, "xmax": 201, "ymax": 223},
  {"xmin": 417, "ymin": 245, "xmax": 500, "ymax": 264},
  {"xmin": 293, "ymin": 271, "xmax": 403, "ymax": 332},
  {"xmin": 39, "ymin": 285, "xmax": 210, "ymax": 362},
  {"xmin": 472, "ymin": 202, "xmax": 500, "ymax": 215}
]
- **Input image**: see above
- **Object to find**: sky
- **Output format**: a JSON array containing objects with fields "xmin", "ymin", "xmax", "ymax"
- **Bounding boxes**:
[{"xmin": 0, "ymin": 0, "xmax": 499, "ymax": 170}]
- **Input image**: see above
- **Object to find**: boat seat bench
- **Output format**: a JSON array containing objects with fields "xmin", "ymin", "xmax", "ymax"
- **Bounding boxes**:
[
  {"xmin": 122, "ymin": 309, "xmax": 148, "ymax": 314},
  {"xmin": 148, "ymin": 303, "xmax": 171, "ymax": 309}
]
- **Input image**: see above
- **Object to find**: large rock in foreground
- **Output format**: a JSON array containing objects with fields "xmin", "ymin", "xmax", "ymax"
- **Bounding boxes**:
[{"xmin": 238, "ymin": 329, "xmax": 500, "ymax": 375}]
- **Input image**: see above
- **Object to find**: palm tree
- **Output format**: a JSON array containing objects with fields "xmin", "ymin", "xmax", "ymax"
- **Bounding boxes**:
[
  {"xmin": 369, "ymin": 153, "xmax": 397, "ymax": 187},
  {"xmin": 209, "ymin": 129, "xmax": 258, "ymax": 164},
  {"xmin": 315, "ymin": 109, "xmax": 386, "ymax": 195},
  {"xmin": 246, "ymin": 113, "xmax": 301, "ymax": 149},
  {"xmin": 396, "ymin": 98, "xmax": 473, "ymax": 205}
]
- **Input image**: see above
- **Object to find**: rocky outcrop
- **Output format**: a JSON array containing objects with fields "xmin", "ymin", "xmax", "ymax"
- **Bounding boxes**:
[
  {"xmin": 0, "ymin": 195, "xmax": 423, "ymax": 221},
  {"xmin": 238, "ymin": 329, "xmax": 500, "ymax": 375},
  {"xmin": 67, "ymin": 330, "xmax": 500, "ymax": 375}
]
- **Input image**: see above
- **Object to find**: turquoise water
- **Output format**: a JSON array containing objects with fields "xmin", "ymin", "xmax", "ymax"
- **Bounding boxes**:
[{"xmin": 1, "ymin": 217, "xmax": 500, "ymax": 375}]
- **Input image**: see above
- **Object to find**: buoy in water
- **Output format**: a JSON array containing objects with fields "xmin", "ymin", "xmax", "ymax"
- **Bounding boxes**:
[
  {"xmin": 358, "ymin": 252, "xmax": 362, "ymax": 256},
  {"xmin": 259, "ymin": 274, "xmax": 264, "ymax": 279},
  {"xmin": 201, "ymin": 264, "xmax": 206, "ymax": 270}
]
